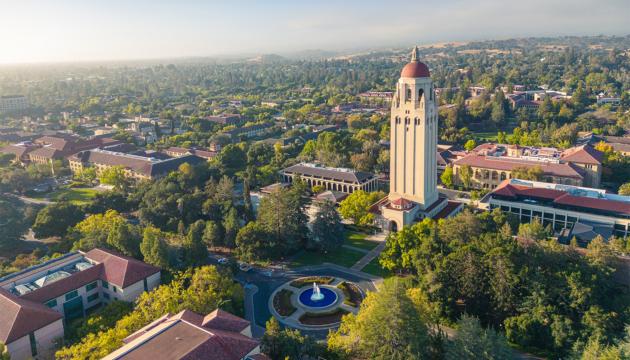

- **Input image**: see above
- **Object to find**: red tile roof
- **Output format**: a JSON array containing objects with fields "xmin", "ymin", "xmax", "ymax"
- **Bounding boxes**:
[
  {"xmin": 109, "ymin": 309, "xmax": 258, "ymax": 360},
  {"xmin": 561, "ymin": 144, "xmax": 604, "ymax": 165},
  {"xmin": 0, "ymin": 288, "xmax": 62, "ymax": 343},
  {"xmin": 28, "ymin": 146, "xmax": 64, "ymax": 160},
  {"xmin": 201, "ymin": 309, "xmax": 250, "ymax": 333},
  {"xmin": 492, "ymin": 180, "xmax": 630, "ymax": 216},
  {"xmin": 85, "ymin": 248, "xmax": 160, "ymax": 288},
  {"xmin": 19, "ymin": 248, "xmax": 159, "ymax": 303},
  {"xmin": 454, "ymin": 154, "xmax": 584, "ymax": 178}
]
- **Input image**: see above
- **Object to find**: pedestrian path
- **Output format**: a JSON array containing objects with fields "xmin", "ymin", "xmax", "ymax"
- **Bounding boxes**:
[{"xmin": 350, "ymin": 233, "xmax": 386, "ymax": 271}]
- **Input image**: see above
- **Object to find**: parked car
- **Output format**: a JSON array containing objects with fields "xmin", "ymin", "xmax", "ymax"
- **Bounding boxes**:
[
  {"xmin": 238, "ymin": 262, "xmax": 253, "ymax": 272},
  {"xmin": 217, "ymin": 257, "xmax": 229, "ymax": 265},
  {"xmin": 261, "ymin": 269, "xmax": 274, "ymax": 277}
]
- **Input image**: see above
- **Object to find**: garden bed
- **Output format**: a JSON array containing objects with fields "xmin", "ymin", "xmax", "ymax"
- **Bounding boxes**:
[
  {"xmin": 299, "ymin": 308, "xmax": 349, "ymax": 326},
  {"xmin": 290, "ymin": 276, "xmax": 334, "ymax": 288},
  {"xmin": 337, "ymin": 281, "xmax": 363, "ymax": 307},
  {"xmin": 273, "ymin": 289, "xmax": 296, "ymax": 317}
]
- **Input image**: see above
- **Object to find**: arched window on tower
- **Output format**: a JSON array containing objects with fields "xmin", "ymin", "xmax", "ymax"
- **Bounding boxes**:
[
  {"xmin": 406, "ymin": 88, "xmax": 411, "ymax": 101},
  {"xmin": 418, "ymin": 89, "xmax": 424, "ymax": 102}
]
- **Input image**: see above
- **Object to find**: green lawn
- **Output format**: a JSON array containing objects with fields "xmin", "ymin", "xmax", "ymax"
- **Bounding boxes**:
[
  {"xmin": 289, "ymin": 247, "xmax": 365, "ymax": 268},
  {"xmin": 40, "ymin": 188, "xmax": 100, "ymax": 204},
  {"xmin": 472, "ymin": 131, "xmax": 499, "ymax": 142},
  {"xmin": 344, "ymin": 231, "xmax": 379, "ymax": 251},
  {"xmin": 362, "ymin": 257, "xmax": 393, "ymax": 278}
]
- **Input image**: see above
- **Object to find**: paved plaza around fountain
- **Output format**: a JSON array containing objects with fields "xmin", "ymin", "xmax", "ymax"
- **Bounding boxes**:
[{"xmin": 269, "ymin": 275, "xmax": 364, "ymax": 330}]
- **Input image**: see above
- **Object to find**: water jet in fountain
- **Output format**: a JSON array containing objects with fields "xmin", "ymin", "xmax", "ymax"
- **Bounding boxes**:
[{"xmin": 310, "ymin": 282, "xmax": 324, "ymax": 301}]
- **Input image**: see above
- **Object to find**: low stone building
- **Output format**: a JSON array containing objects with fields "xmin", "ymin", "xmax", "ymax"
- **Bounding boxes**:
[
  {"xmin": 280, "ymin": 163, "xmax": 378, "ymax": 194},
  {"xmin": 69, "ymin": 149, "xmax": 205, "ymax": 180},
  {"xmin": 452, "ymin": 143, "xmax": 603, "ymax": 190}
]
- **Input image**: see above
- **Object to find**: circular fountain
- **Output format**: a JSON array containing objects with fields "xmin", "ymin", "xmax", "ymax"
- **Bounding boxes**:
[{"xmin": 298, "ymin": 282, "xmax": 338, "ymax": 309}]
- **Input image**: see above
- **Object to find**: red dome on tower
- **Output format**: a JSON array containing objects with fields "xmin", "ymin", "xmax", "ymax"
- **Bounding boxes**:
[{"xmin": 400, "ymin": 46, "xmax": 430, "ymax": 78}]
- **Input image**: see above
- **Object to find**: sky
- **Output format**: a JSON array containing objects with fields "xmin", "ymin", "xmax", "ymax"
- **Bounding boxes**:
[{"xmin": 1, "ymin": 0, "xmax": 629, "ymax": 64}]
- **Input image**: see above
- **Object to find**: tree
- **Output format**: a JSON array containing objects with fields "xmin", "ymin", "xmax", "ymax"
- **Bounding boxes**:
[
  {"xmin": 99, "ymin": 166, "xmax": 129, "ymax": 190},
  {"xmin": 222, "ymin": 207, "xmax": 240, "ymax": 248},
  {"xmin": 202, "ymin": 220, "xmax": 224, "ymax": 248},
  {"xmin": 261, "ymin": 317, "xmax": 322, "ymax": 360},
  {"xmin": 517, "ymin": 218, "xmax": 550, "ymax": 242},
  {"xmin": 338, "ymin": 190, "xmax": 385, "ymax": 226},
  {"xmin": 235, "ymin": 221, "xmax": 270, "ymax": 262},
  {"xmin": 0, "ymin": 342, "xmax": 10, "ymax": 360},
  {"xmin": 459, "ymin": 164, "xmax": 473, "ymax": 189},
  {"xmin": 140, "ymin": 226, "xmax": 170, "ymax": 268},
  {"xmin": 446, "ymin": 315, "xmax": 513, "ymax": 360},
  {"xmin": 441, "ymin": 165, "xmax": 454, "ymax": 188},
  {"xmin": 465, "ymin": 139, "xmax": 477, "ymax": 152},
  {"xmin": 76, "ymin": 167, "xmax": 97, "ymax": 184},
  {"xmin": 183, "ymin": 220, "xmax": 208, "ymax": 266},
  {"xmin": 618, "ymin": 183, "xmax": 630, "ymax": 196},
  {"xmin": 511, "ymin": 166, "xmax": 543, "ymax": 181},
  {"xmin": 71, "ymin": 210, "xmax": 140, "ymax": 256},
  {"xmin": 328, "ymin": 278, "xmax": 430, "ymax": 359},
  {"xmin": 309, "ymin": 200, "xmax": 344, "ymax": 252},
  {"xmin": 32, "ymin": 202, "xmax": 84, "ymax": 238},
  {"xmin": 257, "ymin": 186, "xmax": 309, "ymax": 256}
]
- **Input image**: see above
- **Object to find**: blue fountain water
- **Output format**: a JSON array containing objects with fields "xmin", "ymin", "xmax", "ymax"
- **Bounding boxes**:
[{"xmin": 299, "ymin": 286, "xmax": 337, "ymax": 308}]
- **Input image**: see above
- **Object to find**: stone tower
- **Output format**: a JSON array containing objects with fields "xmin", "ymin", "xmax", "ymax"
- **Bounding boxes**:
[{"xmin": 389, "ymin": 46, "xmax": 438, "ymax": 208}]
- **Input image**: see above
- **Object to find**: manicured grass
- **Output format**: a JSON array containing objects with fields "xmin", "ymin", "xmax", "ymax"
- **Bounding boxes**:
[
  {"xmin": 289, "ymin": 247, "xmax": 365, "ymax": 269},
  {"xmin": 48, "ymin": 188, "xmax": 99, "ymax": 204},
  {"xmin": 337, "ymin": 281, "xmax": 363, "ymax": 307},
  {"xmin": 472, "ymin": 131, "xmax": 498, "ymax": 142},
  {"xmin": 273, "ymin": 289, "xmax": 296, "ymax": 317},
  {"xmin": 344, "ymin": 231, "xmax": 379, "ymax": 251},
  {"xmin": 362, "ymin": 257, "xmax": 393, "ymax": 278},
  {"xmin": 299, "ymin": 308, "xmax": 349, "ymax": 325},
  {"xmin": 290, "ymin": 276, "xmax": 334, "ymax": 288},
  {"xmin": 30, "ymin": 187, "xmax": 100, "ymax": 204}
]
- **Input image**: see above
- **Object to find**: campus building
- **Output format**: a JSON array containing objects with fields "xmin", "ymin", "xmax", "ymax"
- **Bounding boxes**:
[
  {"xmin": 372, "ymin": 47, "xmax": 461, "ymax": 231},
  {"xmin": 0, "ymin": 248, "xmax": 160, "ymax": 360},
  {"xmin": 0, "ymin": 95, "xmax": 29, "ymax": 113},
  {"xmin": 452, "ymin": 143, "xmax": 603, "ymax": 190},
  {"xmin": 484, "ymin": 179, "xmax": 630, "ymax": 244},
  {"xmin": 68, "ymin": 148, "xmax": 205, "ymax": 180},
  {"xmin": 280, "ymin": 163, "xmax": 379, "ymax": 193},
  {"xmin": 103, "ymin": 309, "xmax": 267, "ymax": 360}
]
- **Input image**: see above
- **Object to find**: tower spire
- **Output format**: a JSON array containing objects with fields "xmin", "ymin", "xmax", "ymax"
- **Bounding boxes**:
[{"xmin": 411, "ymin": 46, "xmax": 419, "ymax": 62}]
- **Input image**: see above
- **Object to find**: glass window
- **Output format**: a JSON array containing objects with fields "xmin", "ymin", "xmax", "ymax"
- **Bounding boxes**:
[
  {"xmin": 544, "ymin": 212, "xmax": 554, "ymax": 219},
  {"xmin": 556, "ymin": 214, "xmax": 566, "ymax": 222},
  {"xmin": 45, "ymin": 299, "xmax": 57, "ymax": 308},
  {"xmin": 65, "ymin": 290, "xmax": 78, "ymax": 301},
  {"xmin": 522, "ymin": 209, "xmax": 531, "ymax": 216},
  {"xmin": 103, "ymin": 292, "xmax": 110, "ymax": 300},
  {"xmin": 87, "ymin": 293, "xmax": 99, "ymax": 302},
  {"xmin": 102, "ymin": 281, "xmax": 109, "ymax": 289},
  {"xmin": 533, "ymin": 211, "xmax": 543, "ymax": 219},
  {"xmin": 29, "ymin": 332, "xmax": 37, "ymax": 357},
  {"xmin": 113, "ymin": 286, "xmax": 117, "ymax": 293},
  {"xmin": 86, "ymin": 282, "xmax": 98, "ymax": 292}
]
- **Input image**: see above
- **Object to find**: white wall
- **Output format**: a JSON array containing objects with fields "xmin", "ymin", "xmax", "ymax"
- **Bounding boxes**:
[
  {"xmin": 6, "ymin": 319, "xmax": 63, "ymax": 360},
  {"xmin": 114, "ymin": 272, "xmax": 161, "ymax": 302}
]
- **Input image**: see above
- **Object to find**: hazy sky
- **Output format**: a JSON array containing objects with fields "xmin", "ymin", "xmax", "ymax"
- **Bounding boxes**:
[{"xmin": 1, "ymin": 0, "xmax": 629, "ymax": 64}]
